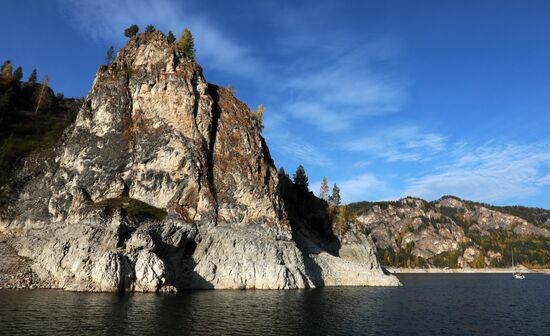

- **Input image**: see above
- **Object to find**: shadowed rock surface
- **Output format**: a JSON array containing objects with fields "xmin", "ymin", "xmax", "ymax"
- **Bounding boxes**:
[{"xmin": 0, "ymin": 32, "xmax": 399, "ymax": 291}]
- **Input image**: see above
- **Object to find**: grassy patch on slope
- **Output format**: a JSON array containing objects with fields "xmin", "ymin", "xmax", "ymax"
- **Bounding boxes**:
[{"xmin": 94, "ymin": 197, "xmax": 167, "ymax": 221}]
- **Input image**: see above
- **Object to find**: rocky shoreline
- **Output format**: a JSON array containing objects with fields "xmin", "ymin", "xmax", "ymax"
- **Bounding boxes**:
[
  {"xmin": 387, "ymin": 267, "xmax": 550, "ymax": 274},
  {"xmin": 0, "ymin": 241, "xmax": 45, "ymax": 289}
]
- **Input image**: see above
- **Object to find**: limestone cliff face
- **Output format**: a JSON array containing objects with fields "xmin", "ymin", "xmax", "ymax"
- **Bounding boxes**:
[{"xmin": 0, "ymin": 32, "xmax": 398, "ymax": 291}]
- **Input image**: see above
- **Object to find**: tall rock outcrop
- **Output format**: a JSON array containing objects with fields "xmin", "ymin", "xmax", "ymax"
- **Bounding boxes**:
[{"xmin": 0, "ymin": 32, "xmax": 399, "ymax": 291}]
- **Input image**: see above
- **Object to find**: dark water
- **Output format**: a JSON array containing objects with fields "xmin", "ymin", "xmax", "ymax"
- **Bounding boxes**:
[{"xmin": 0, "ymin": 274, "xmax": 549, "ymax": 335}]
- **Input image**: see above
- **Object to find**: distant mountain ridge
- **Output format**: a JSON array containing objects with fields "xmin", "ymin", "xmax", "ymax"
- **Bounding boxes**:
[{"xmin": 348, "ymin": 196, "xmax": 550, "ymax": 268}]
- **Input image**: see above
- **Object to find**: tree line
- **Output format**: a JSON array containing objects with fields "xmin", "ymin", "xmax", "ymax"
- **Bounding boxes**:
[
  {"xmin": 104, "ymin": 24, "xmax": 196, "ymax": 65},
  {"xmin": 281, "ymin": 165, "xmax": 355, "ymax": 236},
  {"xmin": 1, "ymin": 61, "xmax": 54, "ymax": 117},
  {"xmin": 0, "ymin": 60, "xmax": 78, "ymax": 185},
  {"xmin": 1, "ymin": 60, "xmax": 41, "ymax": 90},
  {"xmin": 286, "ymin": 165, "xmax": 342, "ymax": 206}
]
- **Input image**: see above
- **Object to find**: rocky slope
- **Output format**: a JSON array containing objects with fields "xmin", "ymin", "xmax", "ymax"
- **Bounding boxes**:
[
  {"xmin": 0, "ymin": 32, "xmax": 399, "ymax": 291},
  {"xmin": 350, "ymin": 196, "xmax": 550, "ymax": 268}
]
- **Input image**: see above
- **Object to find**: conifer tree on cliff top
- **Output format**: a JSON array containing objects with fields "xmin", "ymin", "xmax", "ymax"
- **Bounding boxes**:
[
  {"xmin": 124, "ymin": 24, "xmax": 139, "ymax": 38},
  {"xmin": 166, "ymin": 31, "xmax": 176, "ymax": 44},
  {"xmin": 0, "ymin": 60, "xmax": 12, "ymax": 89},
  {"xmin": 28, "ymin": 69, "xmax": 37, "ymax": 84},
  {"xmin": 106, "ymin": 46, "xmax": 115, "ymax": 64},
  {"xmin": 254, "ymin": 104, "xmax": 265, "ymax": 131},
  {"xmin": 329, "ymin": 184, "xmax": 341, "ymax": 206},
  {"xmin": 320, "ymin": 176, "xmax": 329, "ymax": 201},
  {"xmin": 278, "ymin": 166, "xmax": 288, "ymax": 178},
  {"xmin": 13, "ymin": 66, "xmax": 23, "ymax": 84},
  {"xmin": 293, "ymin": 165, "xmax": 309, "ymax": 191},
  {"xmin": 177, "ymin": 28, "xmax": 196, "ymax": 59}
]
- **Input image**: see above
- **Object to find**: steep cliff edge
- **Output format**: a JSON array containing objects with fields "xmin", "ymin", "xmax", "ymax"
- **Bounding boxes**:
[{"xmin": 0, "ymin": 32, "xmax": 398, "ymax": 291}]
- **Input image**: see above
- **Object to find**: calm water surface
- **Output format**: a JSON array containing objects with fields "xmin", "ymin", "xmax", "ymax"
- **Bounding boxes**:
[{"xmin": 0, "ymin": 274, "xmax": 549, "ymax": 335}]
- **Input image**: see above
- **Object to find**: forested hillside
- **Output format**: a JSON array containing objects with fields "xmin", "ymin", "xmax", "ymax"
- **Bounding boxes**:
[{"xmin": 348, "ymin": 196, "xmax": 550, "ymax": 268}]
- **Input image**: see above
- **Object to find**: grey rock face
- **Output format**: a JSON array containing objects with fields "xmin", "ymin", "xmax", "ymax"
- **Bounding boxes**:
[
  {"xmin": 0, "ymin": 32, "xmax": 398, "ymax": 291},
  {"xmin": 356, "ymin": 196, "xmax": 550, "ymax": 266},
  {"xmin": 91, "ymin": 252, "xmax": 133, "ymax": 292},
  {"xmin": 134, "ymin": 250, "xmax": 166, "ymax": 292},
  {"xmin": 358, "ymin": 197, "xmax": 467, "ymax": 259}
]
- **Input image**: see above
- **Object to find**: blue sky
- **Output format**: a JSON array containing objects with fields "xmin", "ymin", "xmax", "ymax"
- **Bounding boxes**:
[{"xmin": 2, "ymin": 0, "xmax": 550, "ymax": 208}]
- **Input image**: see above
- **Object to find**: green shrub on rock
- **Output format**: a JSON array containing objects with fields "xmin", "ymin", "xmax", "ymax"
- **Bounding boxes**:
[{"xmin": 124, "ymin": 24, "xmax": 139, "ymax": 38}]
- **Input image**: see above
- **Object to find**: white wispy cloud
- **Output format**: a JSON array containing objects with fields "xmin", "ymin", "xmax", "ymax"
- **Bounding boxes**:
[
  {"xmin": 288, "ymin": 56, "xmax": 403, "ymax": 108},
  {"xmin": 283, "ymin": 101, "xmax": 351, "ymax": 132},
  {"xmin": 266, "ymin": 130, "xmax": 332, "ymax": 168},
  {"xmin": 538, "ymin": 174, "xmax": 550, "ymax": 186},
  {"xmin": 338, "ymin": 173, "xmax": 389, "ymax": 203},
  {"xmin": 402, "ymin": 142, "xmax": 550, "ymax": 203},
  {"xmin": 352, "ymin": 160, "xmax": 372, "ymax": 169},
  {"xmin": 58, "ymin": 0, "xmax": 264, "ymax": 77},
  {"xmin": 279, "ymin": 38, "xmax": 407, "ymax": 133},
  {"xmin": 343, "ymin": 125, "xmax": 447, "ymax": 162},
  {"xmin": 311, "ymin": 173, "xmax": 390, "ymax": 203}
]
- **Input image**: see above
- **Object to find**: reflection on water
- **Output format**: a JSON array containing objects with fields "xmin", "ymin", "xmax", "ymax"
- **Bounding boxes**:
[{"xmin": 0, "ymin": 274, "xmax": 549, "ymax": 335}]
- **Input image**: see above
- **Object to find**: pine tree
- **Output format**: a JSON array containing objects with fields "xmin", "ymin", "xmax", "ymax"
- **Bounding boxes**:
[
  {"xmin": 167, "ymin": 31, "xmax": 176, "ymax": 44},
  {"xmin": 34, "ymin": 74, "xmax": 49, "ymax": 114},
  {"xmin": 293, "ymin": 165, "xmax": 309, "ymax": 191},
  {"xmin": 124, "ymin": 24, "xmax": 139, "ymax": 38},
  {"xmin": 13, "ymin": 66, "xmax": 23, "ymax": 84},
  {"xmin": 329, "ymin": 183, "xmax": 341, "ymax": 206},
  {"xmin": 106, "ymin": 46, "xmax": 115, "ymax": 64},
  {"xmin": 320, "ymin": 176, "xmax": 329, "ymax": 201},
  {"xmin": 28, "ymin": 69, "xmax": 37, "ymax": 84},
  {"xmin": 254, "ymin": 104, "xmax": 265, "ymax": 131},
  {"xmin": 0, "ymin": 60, "xmax": 13, "ymax": 88},
  {"xmin": 144, "ymin": 24, "xmax": 155, "ymax": 33},
  {"xmin": 177, "ymin": 28, "xmax": 196, "ymax": 59}
]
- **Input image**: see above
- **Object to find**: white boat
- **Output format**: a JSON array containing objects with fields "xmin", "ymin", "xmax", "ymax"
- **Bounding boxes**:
[
  {"xmin": 513, "ymin": 273, "xmax": 525, "ymax": 280},
  {"xmin": 512, "ymin": 249, "xmax": 525, "ymax": 280}
]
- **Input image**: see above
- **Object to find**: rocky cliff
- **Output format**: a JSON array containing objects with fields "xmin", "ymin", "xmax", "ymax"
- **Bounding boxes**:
[
  {"xmin": 350, "ymin": 196, "xmax": 550, "ymax": 268},
  {"xmin": 0, "ymin": 32, "xmax": 399, "ymax": 291}
]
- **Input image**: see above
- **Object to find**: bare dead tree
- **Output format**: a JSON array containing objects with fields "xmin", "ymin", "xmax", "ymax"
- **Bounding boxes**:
[{"xmin": 34, "ymin": 74, "xmax": 49, "ymax": 114}]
